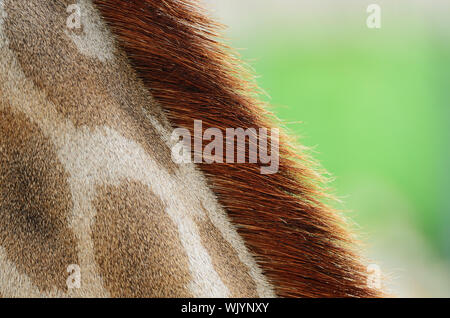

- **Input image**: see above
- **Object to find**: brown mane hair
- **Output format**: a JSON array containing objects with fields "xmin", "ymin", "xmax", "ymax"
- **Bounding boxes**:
[{"xmin": 93, "ymin": 0, "xmax": 381, "ymax": 297}]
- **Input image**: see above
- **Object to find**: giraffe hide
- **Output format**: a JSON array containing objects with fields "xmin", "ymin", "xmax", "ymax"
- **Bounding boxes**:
[{"xmin": 93, "ymin": 0, "xmax": 382, "ymax": 297}]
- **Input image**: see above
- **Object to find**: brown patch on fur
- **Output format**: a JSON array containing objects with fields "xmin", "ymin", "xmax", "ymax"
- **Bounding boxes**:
[
  {"xmin": 94, "ymin": 0, "xmax": 382, "ymax": 297},
  {"xmin": 3, "ymin": 0, "xmax": 175, "ymax": 173},
  {"xmin": 195, "ymin": 209, "xmax": 259, "ymax": 297},
  {"xmin": 92, "ymin": 180, "xmax": 192, "ymax": 297},
  {"xmin": 0, "ymin": 106, "xmax": 78, "ymax": 292}
]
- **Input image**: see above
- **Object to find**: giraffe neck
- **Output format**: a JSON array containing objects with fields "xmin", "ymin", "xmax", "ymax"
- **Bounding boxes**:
[{"xmin": 0, "ymin": 0, "xmax": 274, "ymax": 297}]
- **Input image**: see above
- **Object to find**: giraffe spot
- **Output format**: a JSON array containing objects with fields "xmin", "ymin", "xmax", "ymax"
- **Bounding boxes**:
[
  {"xmin": 92, "ymin": 181, "xmax": 192, "ymax": 297},
  {"xmin": 0, "ymin": 107, "xmax": 78, "ymax": 292},
  {"xmin": 3, "ymin": 0, "xmax": 176, "ymax": 174},
  {"xmin": 196, "ymin": 206, "xmax": 259, "ymax": 297}
]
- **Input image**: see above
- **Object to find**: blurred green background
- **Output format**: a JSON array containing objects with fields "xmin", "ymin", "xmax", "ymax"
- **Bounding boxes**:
[{"xmin": 208, "ymin": 0, "xmax": 450, "ymax": 297}]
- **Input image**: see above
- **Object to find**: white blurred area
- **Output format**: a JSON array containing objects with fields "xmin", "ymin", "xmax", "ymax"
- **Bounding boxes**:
[
  {"xmin": 204, "ymin": 0, "xmax": 450, "ymax": 298},
  {"xmin": 205, "ymin": 0, "xmax": 450, "ymax": 38}
]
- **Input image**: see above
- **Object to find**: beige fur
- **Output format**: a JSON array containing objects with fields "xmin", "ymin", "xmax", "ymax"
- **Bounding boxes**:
[{"xmin": 0, "ymin": 0, "xmax": 274, "ymax": 297}]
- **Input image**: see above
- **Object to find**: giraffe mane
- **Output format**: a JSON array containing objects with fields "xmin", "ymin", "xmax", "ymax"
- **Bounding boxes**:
[{"xmin": 93, "ymin": 0, "xmax": 381, "ymax": 297}]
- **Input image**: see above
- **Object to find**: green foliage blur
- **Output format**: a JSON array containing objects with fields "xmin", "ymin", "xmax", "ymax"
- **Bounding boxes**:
[{"xmin": 213, "ymin": 0, "xmax": 450, "ymax": 296}]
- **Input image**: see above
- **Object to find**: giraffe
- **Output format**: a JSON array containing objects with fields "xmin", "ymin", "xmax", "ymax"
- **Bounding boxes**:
[{"xmin": 0, "ymin": 0, "xmax": 382, "ymax": 298}]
